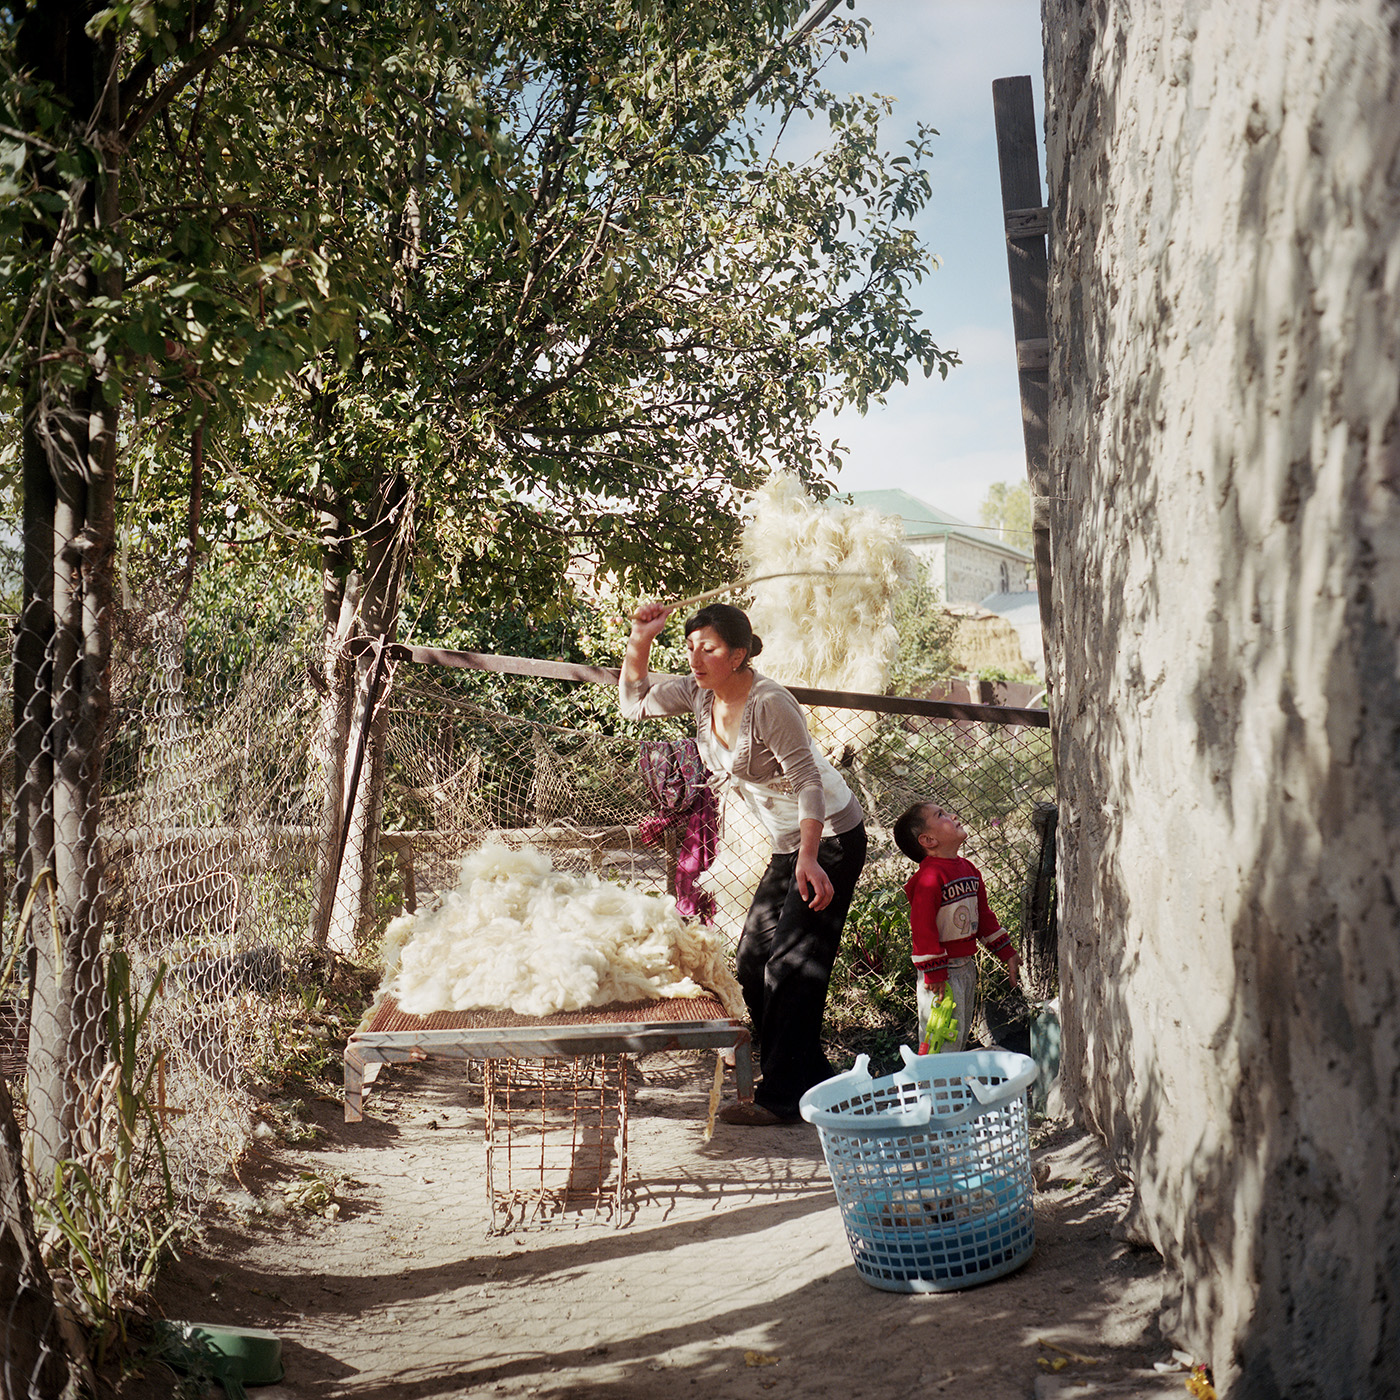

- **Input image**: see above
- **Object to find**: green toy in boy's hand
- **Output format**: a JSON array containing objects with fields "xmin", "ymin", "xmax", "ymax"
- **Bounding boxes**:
[{"xmin": 919, "ymin": 986, "xmax": 958, "ymax": 1055}]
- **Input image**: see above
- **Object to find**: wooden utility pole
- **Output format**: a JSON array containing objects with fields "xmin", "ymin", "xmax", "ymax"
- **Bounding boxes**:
[{"xmin": 992, "ymin": 76, "xmax": 1054, "ymax": 671}]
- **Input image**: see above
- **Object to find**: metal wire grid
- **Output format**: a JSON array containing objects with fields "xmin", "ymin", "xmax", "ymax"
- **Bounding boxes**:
[
  {"xmin": 376, "ymin": 675, "xmax": 1056, "ymax": 954},
  {"xmin": 482, "ymin": 1055, "xmax": 629, "ymax": 1231},
  {"xmin": 0, "ymin": 604, "xmax": 1052, "ymax": 1371},
  {"xmin": 99, "ymin": 615, "xmax": 327, "ymax": 1192},
  {"xmin": 381, "ymin": 683, "xmax": 677, "ymax": 900},
  {"xmin": 2, "ymin": 604, "xmax": 331, "ymax": 1365},
  {"xmin": 849, "ymin": 713, "xmax": 1055, "ymax": 939}
]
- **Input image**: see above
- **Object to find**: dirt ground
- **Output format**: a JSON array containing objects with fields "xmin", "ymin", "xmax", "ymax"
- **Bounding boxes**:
[{"xmin": 149, "ymin": 1053, "xmax": 1189, "ymax": 1400}]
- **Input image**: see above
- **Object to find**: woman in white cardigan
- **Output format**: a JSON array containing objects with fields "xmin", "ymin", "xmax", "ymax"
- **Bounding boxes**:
[{"xmin": 621, "ymin": 601, "xmax": 867, "ymax": 1125}]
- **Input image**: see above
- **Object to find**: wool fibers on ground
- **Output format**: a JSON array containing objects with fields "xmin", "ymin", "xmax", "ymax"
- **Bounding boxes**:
[{"xmin": 379, "ymin": 841, "xmax": 744, "ymax": 1020}]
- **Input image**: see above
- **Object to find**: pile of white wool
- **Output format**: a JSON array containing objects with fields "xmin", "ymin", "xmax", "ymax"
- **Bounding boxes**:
[
  {"xmin": 380, "ymin": 841, "xmax": 744, "ymax": 1020},
  {"xmin": 741, "ymin": 473, "xmax": 916, "ymax": 755}
]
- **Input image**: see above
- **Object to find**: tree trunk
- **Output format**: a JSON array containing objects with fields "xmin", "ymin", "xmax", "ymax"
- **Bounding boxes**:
[
  {"xmin": 14, "ymin": 390, "xmax": 56, "ymax": 1144},
  {"xmin": 308, "ymin": 544, "xmax": 358, "ymax": 949},
  {"xmin": 1020, "ymin": 801, "xmax": 1059, "ymax": 1001},
  {"xmin": 319, "ymin": 474, "xmax": 410, "ymax": 956},
  {"xmin": 0, "ymin": 1077, "xmax": 70, "ymax": 1400},
  {"xmin": 18, "ymin": 10, "xmax": 121, "ymax": 1182}
]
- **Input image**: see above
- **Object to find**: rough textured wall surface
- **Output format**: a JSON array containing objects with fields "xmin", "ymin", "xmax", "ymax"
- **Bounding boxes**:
[
  {"xmin": 914, "ymin": 537, "xmax": 1031, "ymax": 604},
  {"xmin": 1043, "ymin": 3, "xmax": 1400, "ymax": 1394},
  {"xmin": 946, "ymin": 535, "xmax": 1027, "ymax": 602},
  {"xmin": 910, "ymin": 539, "xmax": 949, "ymax": 598}
]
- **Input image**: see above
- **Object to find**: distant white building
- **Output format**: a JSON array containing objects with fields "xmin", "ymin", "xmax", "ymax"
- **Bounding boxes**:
[{"xmin": 839, "ymin": 489, "xmax": 1034, "ymax": 604}]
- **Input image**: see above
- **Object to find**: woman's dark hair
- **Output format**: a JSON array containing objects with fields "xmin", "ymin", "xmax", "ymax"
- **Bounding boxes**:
[{"xmin": 683, "ymin": 602, "xmax": 763, "ymax": 665}]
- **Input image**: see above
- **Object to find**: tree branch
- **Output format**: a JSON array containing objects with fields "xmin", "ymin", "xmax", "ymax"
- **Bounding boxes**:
[
  {"xmin": 176, "ymin": 414, "xmax": 205, "ymax": 610},
  {"xmin": 119, "ymin": 0, "xmax": 219, "ymax": 114},
  {"xmin": 682, "ymin": 0, "xmax": 846, "ymax": 154},
  {"xmin": 121, "ymin": 1, "xmax": 263, "ymax": 146}
]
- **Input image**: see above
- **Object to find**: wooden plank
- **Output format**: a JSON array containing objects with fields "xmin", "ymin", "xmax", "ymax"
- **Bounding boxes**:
[
  {"xmin": 354, "ymin": 1019, "xmax": 742, "ymax": 1044},
  {"xmin": 1006, "ymin": 206, "xmax": 1050, "ymax": 239},
  {"xmin": 1017, "ymin": 337, "xmax": 1051, "ymax": 372},
  {"xmin": 349, "ymin": 638, "xmax": 1050, "ymax": 728},
  {"xmin": 787, "ymin": 685, "xmax": 1047, "ymax": 728},
  {"xmin": 344, "ymin": 1021, "xmax": 754, "ymax": 1120},
  {"xmin": 993, "ymin": 74, "xmax": 1056, "ymax": 674},
  {"xmin": 374, "ymin": 640, "xmax": 620, "ymax": 686},
  {"xmin": 351, "ymin": 1022, "xmax": 746, "ymax": 1055},
  {"xmin": 381, "ymin": 825, "xmax": 644, "ymax": 849}
]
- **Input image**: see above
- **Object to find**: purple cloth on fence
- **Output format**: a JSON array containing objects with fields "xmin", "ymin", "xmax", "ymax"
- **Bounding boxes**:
[{"xmin": 638, "ymin": 739, "xmax": 718, "ymax": 922}]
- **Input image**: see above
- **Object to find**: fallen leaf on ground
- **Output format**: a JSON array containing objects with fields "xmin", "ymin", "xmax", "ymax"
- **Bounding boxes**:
[
  {"xmin": 1038, "ymin": 1338, "xmax": 1100, "ymax": 1365},
  {"xmin": 744, "ymin": 1351, "xmax": 779, "ymax": 1367}
]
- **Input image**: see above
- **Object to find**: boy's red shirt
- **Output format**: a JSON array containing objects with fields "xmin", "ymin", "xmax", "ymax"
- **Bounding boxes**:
[{"xmin": 904, "ymin": 854, "xmax": 1015, "ymax": 989}]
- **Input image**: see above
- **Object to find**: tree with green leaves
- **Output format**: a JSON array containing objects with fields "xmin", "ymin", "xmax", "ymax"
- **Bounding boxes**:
[
  {"xmin": 118, "ymin": 1, "xmax": 958, "ymax": 949},
  {"xmin": 979, "ymin": 479, "xmax": 1032, "ymax": 545},
  {"xmin": 888, "ymin": 579, "xmax": 957, "ymax": 696},
  {"xmin": 2, "ymin": 0, "xmax": 957, "ymax": 1093},
  {"xmin": 1, "ymin": 0, "xmax": 520, "ymax": 1168}
]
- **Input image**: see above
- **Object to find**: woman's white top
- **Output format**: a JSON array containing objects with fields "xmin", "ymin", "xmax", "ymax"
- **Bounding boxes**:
[{"xmin": 619, "ymin": 670, "xmax": 862, "ymax": 854}]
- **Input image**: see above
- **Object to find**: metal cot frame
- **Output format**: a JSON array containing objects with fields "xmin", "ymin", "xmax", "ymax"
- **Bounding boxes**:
[{"xmin": 344, "ymin": 994, "xmax": 754, "ymax": 1122}]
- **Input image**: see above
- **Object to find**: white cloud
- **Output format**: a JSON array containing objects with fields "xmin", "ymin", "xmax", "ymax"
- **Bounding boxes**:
[
  {"xmin": 854, "ymin": 0, "xmax": 1044, "ymax": 126},
  {"xmin": 815, "ymin": 313, "xmax": 1025, "ymax": 512},
  {"xmin": 836, "ymin": 440, "xmax": 1031, "ymax": 525},
  {"xmin": 818, "ymin": 386, "xmax": 1031, "ymax": 524},
  {"xmin": 740, "ymin": 6, "xmax": 1045, "ymax": 529}
]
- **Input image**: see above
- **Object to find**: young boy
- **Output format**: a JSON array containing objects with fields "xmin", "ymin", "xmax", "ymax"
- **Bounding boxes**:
[{"xmin": 893, "ymin": 801, "xmax": 1020, "ymax": 1054}]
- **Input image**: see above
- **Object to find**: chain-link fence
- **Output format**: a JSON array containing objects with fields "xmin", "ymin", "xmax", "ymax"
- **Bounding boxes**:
[
  {"xmin": 0, "ymin": 607, "xmax": 1054, "ymax": 1391},
  {"xmin": 2, "ymin": 602, "xmax": 331, "ymax": 1393},
  {"xmin": 375, "ymin": 665, "xmax": 1054, "ymax": 952},
  {"xmin": 103, "ymin": 613, "xmax": 327, "ymax": 1180}
]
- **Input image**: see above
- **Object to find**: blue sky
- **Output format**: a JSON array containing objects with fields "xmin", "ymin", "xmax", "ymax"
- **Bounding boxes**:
[{"xmin": 814, "ymin": 0, "xmax": 1045, "ymax": 527}]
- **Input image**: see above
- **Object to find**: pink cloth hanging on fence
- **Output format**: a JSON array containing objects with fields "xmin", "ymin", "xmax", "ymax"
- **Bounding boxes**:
[{"xmin": 638, "ymin": 739, "xmax": 718, "ymax": 922}]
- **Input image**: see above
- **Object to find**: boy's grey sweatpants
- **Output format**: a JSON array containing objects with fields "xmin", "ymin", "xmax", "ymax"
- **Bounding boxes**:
[{"xmin": 916, "ymin": 956, "xmax": 979, "ymax": 1054}]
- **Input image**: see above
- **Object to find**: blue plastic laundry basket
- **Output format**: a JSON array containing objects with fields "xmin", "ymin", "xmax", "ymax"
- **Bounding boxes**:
[{"xmin": 800, "ymin": 1046, "xmax": 1037, "ymax": 1293}]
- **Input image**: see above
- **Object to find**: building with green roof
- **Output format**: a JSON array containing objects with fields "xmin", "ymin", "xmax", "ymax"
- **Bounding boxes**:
[{"xmin": 836, "ymin": 488, "xmax": 1034, "ymax": 605}]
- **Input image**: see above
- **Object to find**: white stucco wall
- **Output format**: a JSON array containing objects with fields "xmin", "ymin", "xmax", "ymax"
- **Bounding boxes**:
[
  {"xmin": 907, "ymin": 538, "xmax": 947, "ymax": 597},
  {"xmin": 907, "ymin": 537, "xmax": 1030, "ymax": 604},
  {"xmin": 1044, "ymin": 2, "xmax": 1400, "ymax": 1393},
  {"xmin": 946, "ymin": 535, "xmax": 1027, "ymax": 602}
]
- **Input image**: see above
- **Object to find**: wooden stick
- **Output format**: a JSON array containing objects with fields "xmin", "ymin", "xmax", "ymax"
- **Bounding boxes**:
[
  {"xmin": 704, "ymin": 1051, "xmax": 724, "ymax": 1143},
  {"xmin": 668, "ymin": 569, "xmax": 876, "ymax": 615}
]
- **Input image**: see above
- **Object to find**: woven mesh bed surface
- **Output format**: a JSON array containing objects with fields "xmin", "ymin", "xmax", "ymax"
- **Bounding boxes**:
[{"xmin": 359, "ymin": 994, "xmax": 734, "ymax": 1036}]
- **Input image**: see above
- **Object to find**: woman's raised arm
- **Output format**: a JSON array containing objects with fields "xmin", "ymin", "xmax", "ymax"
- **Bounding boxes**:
[{"xmin": 622, "ymin": 601, "xmax": 673, "ymax": 689}]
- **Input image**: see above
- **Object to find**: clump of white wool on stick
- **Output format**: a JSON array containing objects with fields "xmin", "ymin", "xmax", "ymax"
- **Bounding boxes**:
[
  {"xmin": 379, "ymin": 841, "xmax": 744, "ymax": 1020},
  {"xmin": 696, "ymin": 476, "xmax": 916, "ymax": 944},
  {"xmin": 741, "ymin": 473, "xmax": 917, "ymax": 755}
]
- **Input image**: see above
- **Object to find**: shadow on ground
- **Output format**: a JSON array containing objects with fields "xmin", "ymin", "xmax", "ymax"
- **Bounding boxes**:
[{"xmin": 149, "ymin": 1055, "xmax": 1170, "ymax": 1400}]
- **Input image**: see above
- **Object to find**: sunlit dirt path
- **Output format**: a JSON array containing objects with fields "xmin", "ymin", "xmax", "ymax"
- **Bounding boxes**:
[{"xmin": 152, "ymin": 1054, "xmax": 1178, "ymax": 1399}]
